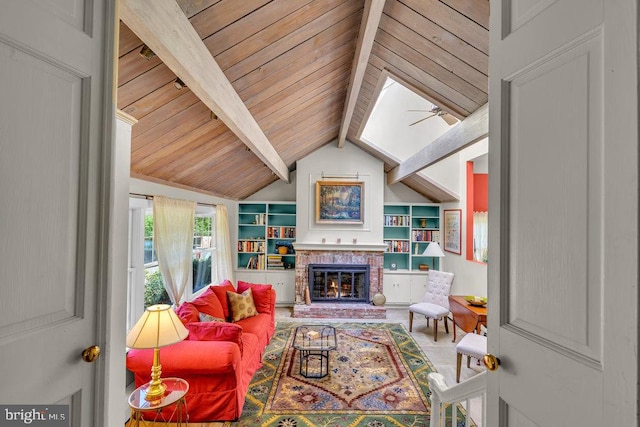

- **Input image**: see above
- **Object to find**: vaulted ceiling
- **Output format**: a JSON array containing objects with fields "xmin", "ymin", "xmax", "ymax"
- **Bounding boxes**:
[{"xmin": 117, "ymin": 0, "xmax": 489, "ymax": 201}]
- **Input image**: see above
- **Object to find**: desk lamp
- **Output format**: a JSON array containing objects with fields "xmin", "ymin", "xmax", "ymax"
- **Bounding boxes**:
[
  {"xmin": 126, "ymin": 304, "xmax": 189, "ymax": 402},
  {"xmin": 423, "ymin": 241, "xmax": 445, "ymax": 270}
]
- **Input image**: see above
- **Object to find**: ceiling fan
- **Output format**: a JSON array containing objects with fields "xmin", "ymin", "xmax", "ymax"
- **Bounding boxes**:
[{"xmin": 408, "ymin": 106, "xmax": 458, "ymax": 126}]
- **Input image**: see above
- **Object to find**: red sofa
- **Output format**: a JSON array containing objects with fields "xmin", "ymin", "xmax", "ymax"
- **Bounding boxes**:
[{"xmin": 126, "ymin": 280, "xmax": 276, "ymax": 422}]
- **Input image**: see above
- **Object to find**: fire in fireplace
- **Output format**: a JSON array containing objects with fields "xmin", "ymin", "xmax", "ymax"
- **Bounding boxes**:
[{"xmin": 308, "ymin": 264, "xmax": 370, "ymax": 303}]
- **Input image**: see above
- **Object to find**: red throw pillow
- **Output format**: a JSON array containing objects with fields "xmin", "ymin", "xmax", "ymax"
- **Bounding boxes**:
[
  {"xmin": 174, "ymin": 302, "xmax": 199, "ymax": 325},
  {"xmin": 185, "ymin": 322, "xmax": 244, "ymax": 355},
  {"xmin": 210, "ymin": 280, "xmax": 236, "ymax": 320},
  {"xmin": 237, "ymin": 281, "xmax": 273, "ymax": 314},
  {"xmin": 190, "ymin": 286, "xmax": 225, "ymax": 320}
]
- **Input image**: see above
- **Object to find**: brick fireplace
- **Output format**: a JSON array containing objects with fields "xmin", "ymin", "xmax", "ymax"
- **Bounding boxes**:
[
  {"xmin": 293, "ymin": 244, "xmax": 386, "ymax": 319},
  {"xmin": 308, "ymin": 263, "xmax": 370, "ymax": 303}
]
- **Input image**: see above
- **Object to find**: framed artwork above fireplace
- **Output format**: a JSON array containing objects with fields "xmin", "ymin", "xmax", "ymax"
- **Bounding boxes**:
[{"xmin": 315, "ymin": 180, "xmax": 364, "ymax": 224}]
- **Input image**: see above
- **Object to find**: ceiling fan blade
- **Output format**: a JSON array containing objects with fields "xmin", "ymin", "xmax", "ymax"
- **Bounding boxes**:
[
  {"xmin": 409, "ymin": 113, "xmax": 437, "ymax": 126},
  {"xmin": 440, "ymin": 113, "xmax": 458, "ymax": 125}
]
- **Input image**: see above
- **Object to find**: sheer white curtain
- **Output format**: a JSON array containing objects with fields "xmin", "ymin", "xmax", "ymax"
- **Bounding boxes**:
[
  {"xmin": 473, "ymin": 211, "xmax": 488, "ymax": 263},
  {"xmin": 153, "ymin": 196, "xmax": 196, "ymax": 305},
  {"xmin": 214, "ymin": 204, "xmax": 234, "ymax": 284}
]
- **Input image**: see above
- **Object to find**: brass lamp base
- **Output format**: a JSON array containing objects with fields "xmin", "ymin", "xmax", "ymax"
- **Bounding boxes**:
[
  {"xmin": 145, "ymin": 347, "xmax": 167, "ymax": 402},
  {"xmin": 144, "ymin": 380, "xmax": 167, "ymax": 402}
]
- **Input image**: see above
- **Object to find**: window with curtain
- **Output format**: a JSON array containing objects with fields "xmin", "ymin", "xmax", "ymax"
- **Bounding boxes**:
[
  {"xmin": 473, "ymin": 211, "xmax": 488, "ymax": 263},
  {"xmin": 193, "ymin": 213, "xmax": 214, "ymax": 294},
  {"xmin": 144, "ymin": 205, "xmax": 216, "ymax": 306},
  {"xmin": 126, "ymin": 198, "xmax": 216, "ymax": 331}
]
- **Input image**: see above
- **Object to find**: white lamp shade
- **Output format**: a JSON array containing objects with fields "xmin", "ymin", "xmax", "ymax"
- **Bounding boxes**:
[
  {"xmin": 423, "ymin": 241, "xmax": 445, "ymax": 257},
  {"xmin": 126, "ymin": 304, "xmax": 189, "ymax": 349}
]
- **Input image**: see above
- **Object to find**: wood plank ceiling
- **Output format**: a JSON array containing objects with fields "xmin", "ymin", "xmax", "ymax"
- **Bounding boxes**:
[{"xmin": 117, "ymin": 0, "xmax": 489, "ymax": 201}]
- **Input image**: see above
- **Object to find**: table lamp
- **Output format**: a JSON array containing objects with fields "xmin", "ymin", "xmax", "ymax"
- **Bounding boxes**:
[
  {"xmin": 126, "ymin": 304, "xmax": 189, "ymax": 402},
  {"xmin": 423, "ymin": 241, "xmax": 445, "ymax": 270}
]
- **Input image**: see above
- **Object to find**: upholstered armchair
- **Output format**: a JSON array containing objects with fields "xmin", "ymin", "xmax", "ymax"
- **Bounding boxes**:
[{"xmin": 408, "ymin": 270, "xmax": 454, "ymax": 341}]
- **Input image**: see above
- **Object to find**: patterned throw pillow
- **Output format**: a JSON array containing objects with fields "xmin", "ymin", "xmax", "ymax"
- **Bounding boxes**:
[
  {"xmin": 227, "ymin": 288, "xmax": 258, "ymax": 322},
  {"xmin": 237, "ymin": 281, "xmax": 273, "ymax": 314},
  {"xmin": 198, "ymin": 312, "xmax": 224, "ymax": 323}
]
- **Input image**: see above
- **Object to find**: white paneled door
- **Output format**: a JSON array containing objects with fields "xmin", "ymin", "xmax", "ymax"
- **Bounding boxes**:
[
  {"xmin": 488, "ymin": 0, "xmax": 637, "ymax": 425},
  {"xmin": 0, "ymin": 1, "xmax": 114, "ymax": 426}
]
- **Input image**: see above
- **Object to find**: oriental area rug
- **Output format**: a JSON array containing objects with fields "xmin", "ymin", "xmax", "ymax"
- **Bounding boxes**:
[{"xmin": 233, "ymin": 322, "xmax": 471, "ymax": 427}]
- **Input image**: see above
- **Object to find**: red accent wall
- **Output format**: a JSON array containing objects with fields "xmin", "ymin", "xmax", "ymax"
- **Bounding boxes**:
[{"xmin": 473, "ymin": 174, "xmax": 488, "ymax": 211}]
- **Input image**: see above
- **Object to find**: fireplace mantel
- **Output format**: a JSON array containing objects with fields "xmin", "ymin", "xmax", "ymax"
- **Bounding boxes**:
[{"xmin": 294, "ymin": 242, "xmax": 387, "ymax": 252}]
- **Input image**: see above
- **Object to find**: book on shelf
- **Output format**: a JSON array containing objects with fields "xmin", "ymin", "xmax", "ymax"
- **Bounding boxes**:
[
  {"xmin": 384, "ymin": 239, "xmax": 409, "ymax": 253},
  {"xmin": 238, "ymin": 240, "xmax": 265, "ymax": 253},
  {"xmin": 267, "ymin": 255, "xmax": 285, "ymax": 270},
  {"xmin": 384, "ymin": 215, "xmax": 409, "ymax": 227},
  {"xmin": 246, "ymin": 254, "xmax": 266, "ymax": 270},
  {"xmin": 267, "ymin": 226, "xmax": 296, "ymax": 238},
  {"xmin": 411, "ymin": 230, "xmax": 440, "ymax": 242},
  {"xmin": 253, "ymin": 213, "xmax": 266, "ymax": 225}
]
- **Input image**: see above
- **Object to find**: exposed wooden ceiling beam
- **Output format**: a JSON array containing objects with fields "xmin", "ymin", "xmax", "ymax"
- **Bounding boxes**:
[
  {"xmin": 387, "ymin": 103, "xmax": 488, "ymax": 184},
  {"xmin": 120, "ymin": 0, "xmax": 290, "ymax": 182},
  {"xmin": 337, "ymin": 0, "xmax": 386, "ymax": 148}
]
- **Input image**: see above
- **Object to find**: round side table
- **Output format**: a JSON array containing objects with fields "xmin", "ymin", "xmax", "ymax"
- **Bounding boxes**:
[{"xmin": 128, "ymin": 377, "xmax": 189, "ymax": 426}]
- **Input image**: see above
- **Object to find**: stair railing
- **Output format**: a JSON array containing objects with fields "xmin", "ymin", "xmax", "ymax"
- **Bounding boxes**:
[{"xmin": 428, "ymin": 371, "xmax": 487, "ymax": 427}]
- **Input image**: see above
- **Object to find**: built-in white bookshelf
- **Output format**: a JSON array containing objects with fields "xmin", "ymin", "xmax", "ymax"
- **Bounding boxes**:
[
  {"xmin": 237, "ymin": 202, "xmax": 296, "ymax": 271},
  {"xmin": 383, "ymin": 203, "xmax": 441, "ymax": 271}
]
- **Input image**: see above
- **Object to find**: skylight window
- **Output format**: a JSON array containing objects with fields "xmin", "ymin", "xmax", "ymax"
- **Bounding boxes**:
[{"xmin": 360, "ymin": 75, "xmax": 458, "ymax": 162}]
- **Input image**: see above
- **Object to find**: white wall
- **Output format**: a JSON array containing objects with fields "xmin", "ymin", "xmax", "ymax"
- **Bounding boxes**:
[
  {"xmin": 246, "ymin": 138, "xmax": 488, "ymax": 297},
  {"xmin": 129, "ymin": 179, "xmax": 236, "ymax": 208},
  {"xmin": 296, "ymin": 140, "xmax": 385, "ymax": 245},
  {"xmin": 420, "ymin": 155, "xmax": 461, "ymax": 199},
  {"xmin": 113, "ymin": 113, "xmax": 134, "ymax": 423},
  {"xmin": 384, "ymin": 179, "xmax": 434, "ymax": 203},
  {"xmin": 246, "ymin": 170, "xmax": 297, "ymax": 201}
]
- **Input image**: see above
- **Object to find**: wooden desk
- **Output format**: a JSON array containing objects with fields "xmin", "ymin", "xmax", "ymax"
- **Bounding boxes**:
[{"xmin": 448, "ymin": 295, "xmax": 487, "ymax": 342}]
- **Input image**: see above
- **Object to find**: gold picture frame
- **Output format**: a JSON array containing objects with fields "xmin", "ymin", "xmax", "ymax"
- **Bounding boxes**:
[{"xmin": 315, "ymin": 181, "xmax": 364, "ymax": 224}]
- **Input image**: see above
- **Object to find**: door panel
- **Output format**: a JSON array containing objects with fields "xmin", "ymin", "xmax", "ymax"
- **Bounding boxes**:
[
  {"xmin": 0, "ymin": 0, "xmax": 114, "ymax": 425},
  {"xmin": 508, "ymin": 0, "xmax": 556, "ymax": 33},
  {"xmin": 505, "ymin": 402, "xmax": 538, "ymax": 427},
  {"xmin": 506, "ymin": 33, "xmax": 603, "ymax": 361},
  {"xmin": 489, "ymin": 0, "xmax": 637, "ymax": 425},
  {"xmin": 0, "ymin": 40, "xmax": 85, "ymax": 338},
  {"xmin": 497, "ymin": 0, "xmax": 602, "ymax": 77},
  {"xmin": 32, "ymin": 0, "xmax": 90, "ymax": 32}
]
